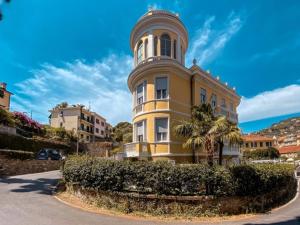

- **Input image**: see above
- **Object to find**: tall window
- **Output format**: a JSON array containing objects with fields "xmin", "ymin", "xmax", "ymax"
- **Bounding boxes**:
[
  {"xmin": 173, "ymin": 40, "xmax": 177, "ymax": 59},
  {"xmin": 154, "ymin": 36, "xmax": 158, "ymax": 56},
  {"xmin": 160, "ymin": 34, "xmax": 171, "ymax": 56},
  {"xmin": 211, "ymin": 94, "xmax": 217, "ymax": 108},
  {"xmin": 137, "ymin": 41, "xmax": 143, "ymax": 64},
  {"xmin": 136, "ymin": 121, "xmax": 145, "ymax": 142},
  {"xmin": 136, "ymin": 83, "xmax": 144, "ymax": 105},
  {"xmin": 155, "ymin": 118, "xmax": 168, "ymax": 142},
  {"xmin": 144, "ymin": 39, "xmax": 148, "ymax": 59},
  {"xmin": 200, "ymin": 88, "xmax": 207, "ymax": 104},
  {"xmin": 156, "ymin": 77, "xmax": 167, "ymax": 99}
]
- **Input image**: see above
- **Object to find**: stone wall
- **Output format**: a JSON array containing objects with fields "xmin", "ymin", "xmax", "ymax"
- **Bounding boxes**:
[
  {"xmin": 0, "ymin": 156, "xmax": 61, "ymax": 177},
  {"xmin": 0, "ymin": 125, "xmax": 16, "ymax": 135},
  {"xmin": 66, "ymin": 183, "xmax": 297, "ymax": 216}
]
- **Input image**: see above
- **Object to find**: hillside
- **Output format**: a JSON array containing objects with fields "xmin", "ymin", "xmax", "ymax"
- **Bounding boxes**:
[{"xmin": 256, "ymin": 117, "xmax": 300, "ymax": 137}]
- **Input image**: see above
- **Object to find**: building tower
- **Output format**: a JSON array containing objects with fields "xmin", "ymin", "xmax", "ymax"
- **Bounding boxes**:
[{"xmin": 125, "ymin": 10, "xmax": 241, "ymax": 163}]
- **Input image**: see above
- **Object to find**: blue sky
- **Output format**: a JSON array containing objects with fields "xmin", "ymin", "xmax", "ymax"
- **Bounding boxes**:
[{"xmin": 0, "ymin": 0, "xmax": 300, "ymax": 132}]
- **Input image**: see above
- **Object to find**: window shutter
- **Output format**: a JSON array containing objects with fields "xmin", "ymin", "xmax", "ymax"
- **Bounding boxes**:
[
  {"xmin": 137, "ymin": 83, "xmax": 143, "ymax": 99},
  {"xmin": 136, "ymin": 122, "xmax": 143, "ymax": 135},
  {"xmin": 156, "ymin": 77, "xmax": 167, "ymax": 90},
  {"xmin": 156, "ymin": 118, "xmax": 168, "ymax": 133}
]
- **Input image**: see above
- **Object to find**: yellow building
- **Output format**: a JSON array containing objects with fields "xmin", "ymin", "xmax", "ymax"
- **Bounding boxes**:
[
  {"xmin": 124, "ymin": 10, "xmax": 241, "ymax": 163},
  {"xmin": 0, "ymin": 82, "xmax": 13, "ymax": 111},
  {"xmin": 49, "ymin": 105, "xmax": 95, "ymax": 143}
]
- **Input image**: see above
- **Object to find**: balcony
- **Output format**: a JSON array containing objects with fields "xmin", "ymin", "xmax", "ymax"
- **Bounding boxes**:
[
  {"xmin": 78, "ymin": 127, "xmax": 94, "ymax": 134},
  {"xmin": 132, "ymin": 99, "xmax": 169, "ymax": 117},
  {"xmin": 123, "ymin": 142, "xmax": 150, "ymax": 158},
  {"xmin": 214, "ymin": 106, "xmax": 238, "ymax": 124},
  {"xmin": 80, "ymin": 115, "xmax": 94, "ymax": 124}
]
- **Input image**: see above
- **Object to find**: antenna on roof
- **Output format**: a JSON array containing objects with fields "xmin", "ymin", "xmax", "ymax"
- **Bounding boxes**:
[{"xmin": 88, "ymin": 101, "xmax": 91, "ymax": 111}]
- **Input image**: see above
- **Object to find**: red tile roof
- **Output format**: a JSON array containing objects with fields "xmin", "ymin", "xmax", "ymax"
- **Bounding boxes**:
[
  {"xmin": 279, "ymin": 145, "xmax": 300, "ymax": 154},
  {"xmin": 243, "ymin": 134, "xmax": 274, "ymax": 142}
]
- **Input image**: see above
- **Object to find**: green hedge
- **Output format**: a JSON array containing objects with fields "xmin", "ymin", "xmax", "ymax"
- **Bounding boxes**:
[
  {"xmin": 63, "ymin": 156, "xmax": 297, "ymax": 197},
  {"xmin": 0, "ymin": 133, "xmax": 70, "ymax": 154},
  {"xmin": 243, "ymin": 147, "xmax": 280, "ymax": 159},
  {"xmin": 0, "ymin": 149, "xmax": 34, "ymax": 160}
]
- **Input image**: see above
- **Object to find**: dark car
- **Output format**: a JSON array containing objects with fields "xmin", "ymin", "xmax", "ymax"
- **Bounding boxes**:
[{"xmin": 37, "ymin": 148, "xmax": 62, "ymax": 160}]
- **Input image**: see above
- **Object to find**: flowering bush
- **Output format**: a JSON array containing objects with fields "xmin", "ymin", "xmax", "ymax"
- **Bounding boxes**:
[{"xmin": 13, "ymin": 112, "xmax": 42, "ymax": 133}]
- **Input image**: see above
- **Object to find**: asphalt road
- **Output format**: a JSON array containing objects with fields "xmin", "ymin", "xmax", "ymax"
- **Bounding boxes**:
[{"xmin": 0, "ymin": 171, "xmax": 299, "ymax": 225}]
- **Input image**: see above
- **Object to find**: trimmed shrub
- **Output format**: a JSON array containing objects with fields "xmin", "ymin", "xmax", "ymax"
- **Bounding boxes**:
[
  {"xmin": 0, "ymin": 149, "xmax": 34, "ymax": 160},
  {"xmin": 63, "ymin": 156, "xmax": 296, "ymax": 197}
]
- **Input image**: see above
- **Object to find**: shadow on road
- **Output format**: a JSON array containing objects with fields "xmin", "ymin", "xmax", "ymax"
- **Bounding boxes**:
[
  {"xmin": 244, "ymin": 216, "xmax": 300, "ymax": 225},
  {"xmin": 1, "ymin": 177, "xmax": 58, "ymax": 195}
]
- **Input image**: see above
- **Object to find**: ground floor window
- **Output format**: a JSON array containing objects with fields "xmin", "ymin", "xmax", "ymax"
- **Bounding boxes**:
[{"xmin": 155, "ymin": 118, "xmax": 168, "ymax": 142}]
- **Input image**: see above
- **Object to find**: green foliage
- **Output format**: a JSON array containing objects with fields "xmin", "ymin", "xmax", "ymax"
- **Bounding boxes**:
[
  {"xmin": 174, "ymin": 104, "xmax": 242, "ymax": 165},
  {"xmin": 0, "ymin": 133, "xmax": 70, "ymax": 154},
  {"xmin": 63, "ymin": 156, "xmax": 296, "ymax": 197},
  {"xmin": 243, "ymin": 147, "xmax": 280, "ymax": 159},
  {"xmin": 230, "ymin": 164, "xmax": 297, "ymax": 196},
  {"xmin": 0, "ymin": 108, "xmax": 15, "ymax": 126},
  {"xmin": 42, "ymin": 125, "xmax": 76, "ymax": 142},
  {"xmin": 0, "ymin": 149, "xmax": 34, "ymax": 160},
  {"xmin": 54, "ymin": 102, "xmax": 69, "ymax": 109},
  {"xmin": 112, "ymin": 122, "xmax": 132, "ymax": 143}
]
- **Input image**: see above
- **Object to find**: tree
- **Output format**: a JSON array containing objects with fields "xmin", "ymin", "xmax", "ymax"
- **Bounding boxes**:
[
  {"xmin": 55, "ymin": 102, "xmax": 69, "ymax": 109},
  {"xmin": 174, "ymin": 104, "xmax": 215, "ymax": 165},
  {"xmin": 112, "ymin": 122, "xmax": 132, "ymax": 143},
  {"xmin": 174, "ymin": 104, "xmax": 242, "ymax": 166},
  {"xmin": 208, "ymin": 116, "xmax": 242, "ymax": 165}
]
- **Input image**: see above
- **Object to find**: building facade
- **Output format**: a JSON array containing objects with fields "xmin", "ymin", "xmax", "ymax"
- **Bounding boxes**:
[
  {"xmin": 92, "ymin": 112, "xmax": 108, "ymax": 141},
  {"xmin": 124, "ymin": 10, "xmax": 241, "ymax": 163},
  {"xmin": 241, "ymin": 134, "xmax": 275, "ymax": 152},
  {"xmin": 0, "ymin": 82, "xmax": 13, "ymax": 111},
  {"xmin": 278, "ymin": 145, "xmax": 300, "ymax": 159},
  {"xmin": 49, "ymin": 105, "xmax": 109, "ymax": 143}
]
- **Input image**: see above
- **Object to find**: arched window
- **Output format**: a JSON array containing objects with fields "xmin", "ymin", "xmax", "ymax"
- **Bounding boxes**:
[
  {"xmin": 137, "ymin": 41, "xmax": 143, "ymax": 64},
  {"xmin": 160, "ymin": 34, "xmax": 171, "ymax": 56},
  {"xmin": 173, "ymin": 40, "xmax": 177, "ymax": 59},
  {"xmin": 144, "ymin": 39, "xmax": 148, "ymax": 59},
  {"xmin": 154, "ymin": 36, "xmax": 158, "ymax": 56}
]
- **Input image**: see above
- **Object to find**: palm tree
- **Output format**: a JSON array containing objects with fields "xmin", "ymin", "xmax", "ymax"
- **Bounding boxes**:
[
  {"xmin": 174, "ymin": 104, "xmax": 216, "ymax": 165},
  {"xmin": 174, "ymin": 104, "xmax": 242, "ymax": 166},
  {"xmin": 208, "ymin": 116, "xmax": 242, "ymax": 165}
]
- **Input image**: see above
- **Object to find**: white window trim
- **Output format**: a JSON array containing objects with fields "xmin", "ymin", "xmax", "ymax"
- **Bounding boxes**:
[
  {"xmin": 154, "ymin": 75, "xmax": 169, "ymax": 100},
  {"xmin": 154, "ymin": 117, "xmax": 169, "ymax": 143},
  {"xmin": 134, "ymin": 119, "xmax": 147, "ymax": 142},
  {"xmin": 135, "ymin": 80, "xmax": 147, "ymax": 106}
]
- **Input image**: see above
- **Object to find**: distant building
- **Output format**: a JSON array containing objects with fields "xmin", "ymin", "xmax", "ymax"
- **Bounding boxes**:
[
  {"xmin": 242, "ymin": 134, "xmax": 275, "ymax": 151},
  {"xmin": 275, "ymin": 133, "xmax": 300, "ymax": 147},
  {"xmin": 278, "ymin": 145, "xmax": 300, "ymax": 159},
  {"xmin": 49, "ymin": 105, "xmax": 110, "ymax": 143},
  {"xmin": 0, "ymin": 82, "xmax": 13, "ymax": 111},
  {"xmin": 92, "ymin": 112, "xmax": 108, "ymax": 141}
]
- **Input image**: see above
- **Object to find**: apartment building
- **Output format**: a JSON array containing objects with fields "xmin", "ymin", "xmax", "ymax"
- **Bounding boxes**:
[
  {"xmin": 49, "ymin": 105, "xmax": 109, "ymax": 143},
  {"xmin": 241, "ymin": 134, "xmax": 276, "ymax": 152},
  {"xmin": 92, "ymin": 112, "xmax": 108, "ymax": 141},
  {"xmin": 0, "ymin": 82, "xmax": 13, "ymax": 111},
  {"xmin": 124, "ymin": 10, "xmax": 241, "ymax": 163}
]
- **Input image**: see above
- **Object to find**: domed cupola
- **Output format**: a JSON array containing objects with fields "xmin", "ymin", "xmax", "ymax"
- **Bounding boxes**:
[{"xmin": 130, "ymin": 10, "xmax": 188, "ymax": 67}]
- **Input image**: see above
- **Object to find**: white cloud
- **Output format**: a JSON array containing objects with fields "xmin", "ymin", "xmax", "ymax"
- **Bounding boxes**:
[
  {"xmin": 187, "ymin": 12, "xmax": 243, "ymax": 67},
  {"xmin": 238, "ymin": 84, "xmax": 300, "ymax": 123},
  {"xmin": 11, "ymin": 54, "xmax": 133, "ymax": 125}
]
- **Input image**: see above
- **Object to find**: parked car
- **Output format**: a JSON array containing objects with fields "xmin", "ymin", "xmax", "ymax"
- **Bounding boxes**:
[{"xmin": 37, "ymin": 148, "xmax": 62, "ymax": 160}]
